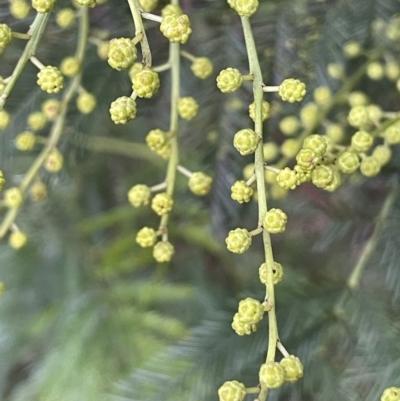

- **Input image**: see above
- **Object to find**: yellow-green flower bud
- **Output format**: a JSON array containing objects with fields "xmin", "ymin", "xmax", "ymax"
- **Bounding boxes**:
[
  {"xmin": 136, "ymin": 227, "xmax": 157, "ymax": 247},
  {"xmin": 337, "ymin": 151, "xmax": 360, "ymax": 174},
  {"xmin": 381, "ymin": 387, "xmax": 400, "ymax": 401},
  {"xmin": 276, "ymin": 167, "xmax": 297, "ymax": 190},
  {"xmin": 360, "ymin": 156, "xmax": 381, "ymax": 177},
  {"xmin": 10, "ymin": 0, "xmax": 30, "ymax": 20},
  {"xmin": 263, "ymin": 142, "xmax": 279, "ymax": 162},
  {"xmin": 296, "ymin": 148, "xmax": 319, "ymax": 170},
  {"xmin": 327, "ymin": 63, "xmax": 345, "ymax": 80},
  {"xmin": 303, "ymin": 134, "xmax": 327, "ymax": 156},
  {"xmin": 351, "ymin": 131, "xmax": 373, "ymax": 153},
  {"xmin": 281, "ymin": 138, "xmax": 301, "ymax": 158},
  {"xmin": 263, "ymin": 208, "xmax": 287, "ymax": 234},
  {"xmin": 132, "ymin": 68, "xmax": 160, "ymax": 98},
  {"xmin": 225, "ymin": 228, "xmax": 252, "ymax": 254},
  {"xmin": 56, "ymin": 8, "xmax": 75, "ymax": 28},
  {"xmin": 27, "ymin": 112, "xmax": 47, "ymax": 131},
  {"xmin": 237, "ymin": 297, "xmax": 264, "ymax": 325},
  {"xmin": 279, "ymin": 78, "xmax": 306, "ymax": 103},
  {"xmin": 45, "ymin": 149, "xmax": 64, "ymax": 172},
  {"xmin": 76, "ymin": 92, "xmax": 97, "ymax": 114},
  {"xmin": 9, "ymin": 231, "xmax": 27, "ymax": 249},
  {"xmin": 259, "ymin": 362, "xmax": 286, "ymax": 389},
  {"xmin": 372, "ymin": 145, "xmax": 392, "ymax": 166},
  {"xmin": 146, "ymin": 129, "xmax": 168, "ymax": 151},
  {"xmin": 324, "ymin": 170, "xmax": 342, "ymax": 192},
  {"xmin": 216, "ymin": 68, "xmax": 243, "ymax": 93},
  {"xmin": 15, "ymin": 131, "xmax": 36, "ymax": 151},
  {"xmin": 139, "ymin": 0, "xmax": 158, "ymax": 12},
  {"xmin": 348, "ymin": 106, "xmax": 370, "ymax": 128},
  {"xmin": 151, "ymin": 192, "xmax": 173, "ymax": 216},
  {"xmin": 326, "ymin": 124, "xmax": 344, "ymax": 143},
  {"xmin": 279, "ymin": 115, "xmax": 300, "ymax": 136},
  {"xmin": 160, "ymin": 14, "xmax": 192, "ymax": 44},
  {"xmin": 218, "ymin": 380, "xmax": 246, "ymax": 401},
  {"xmin": 37, "ymin": 66, "xmax": 64, "ymax": 94},
  {"xmin": 259, "ymin": 262, "xmax": 284, "ymax": 285},
  {"xmin": 4, "ymin": 187, "xmax": 24, "ymax": 208},
  {"xmin": 161, "ymin": 4, "xmax": 182, "ymax": 17},
  {"xmin": 191, "ymin": 57, "xmax": 213, "ymax": 79},
  {"xmin": 188, "ymin": 172, "xmax": 213, "ymax": 196},
  {"xmin": 300, "ymin": 102, "xmax": 319, "ymax": 128},
  {"xmin": 343, "ymin": 41, "xmax": 362, "ymax": 58},
  {"xmin": 384, "ymin": 123, "xmax": 400, "ymax": 144},
  {"xmin": 108, "ymin": 38, "xmax": 137, "ymax": 70},
  {"xmin": 60, "ymin": 57, "xmax": 80, "ymax": 77},
  {"xmin": 0, "ymin": 110, "xmax": 10, "ymax": 129},
  {"xmin": 313, "ymin": 86, "xmax": 331, "ymax": 106},
  {"xmin": 233, "ymin": 128, "xmax": 259, "ymax": 155},
  {"xmin": 348, "ymin": 91, "xmax": 369, "ymax": 107},
  {"xmin": 280, "ymin": 355, "xmax": 304, "ymax": 383},
  {"xmin": 249, "ymin": 100, "xmax": 270, "ymax": 122},
  {"xmin": 109, "ymin": 96, "xmax": 137, "ymax": 124},
  {"xmin": 127, "ymin": 184, "xmax": 151, "ymax": 207},
  {"xmin": 231, "ymin": 180, "xmax": 253, "ymax": 203},
  {"xmin": 366, "ymin": 61, "xmax": 384, "ymax": 80},
  {"xmin": 153, "ymin": 241, "xmax": 174, "ymax": 262},
  {"xmin": 178, "ymin": 97, "xmax": 199, "ymax": 120},
  {"xmin": 312, "ymin": 165, "xmax": 334, "ymax": 188}
]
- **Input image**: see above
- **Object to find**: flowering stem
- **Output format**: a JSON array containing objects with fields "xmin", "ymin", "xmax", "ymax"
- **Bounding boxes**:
[
  {"xmin": 177, "ymin": 165, "xmax": 192, "ymax": 178},
  {"xmin": 141, "ymin": 12, "xmax": 163, "ymax": 23},
  {"xmin": 12, "ymin": 32, "xmax": 31, "ymax": 40},
  {"xmin": 180, "ymin": 50, "xmax": 196, "ymax": 62},
  {"xmin": 30, "ymin": 55, "xmax": 45, "ymax": 70},
  {"xmin": 262, "ymin": 85, "xmax": 279, "ymax": 92},
  {"xmin": 241, "ymin": 15, "xmax": 278, "ymax": 401}
]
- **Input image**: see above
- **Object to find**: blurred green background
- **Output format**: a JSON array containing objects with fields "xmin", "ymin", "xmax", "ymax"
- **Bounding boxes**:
[{"xmin": 1, "ymin": 0, "xmax": 400, "ymax": 400}]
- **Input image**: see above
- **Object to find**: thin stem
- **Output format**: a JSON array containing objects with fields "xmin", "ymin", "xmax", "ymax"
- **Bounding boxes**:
[
  {"xmin": 0, "ymin": 13, "xmax": 50, "ymax": 110},
  {"xmin": 177, "ymin": 165, "xmax": 192, "ymax": 178},
  {"xmin": 30, "ymin": 56, "xmax": 45, "ymax": 70},
  {"xmin": 153, "ymin": 62, "xmax": 171, "ymax": 72},
  {"xmin": 246, "ymin": 173, "xmax": 256, "ymax": 186},
  {"xmin": 262, "ymin": 85, "xmax": 279, "ymax": 92},
  {"xmin": 277, "ymin": 340, "xmax": 289, "ymax": 357},
  {"xmin": 150, "ymin": 182, "xmax": 167, "ymax": 192},
  {"xmin": 241, "ymin": 15, "xmax": 278, "ymax": 401},
  {"xmin": 141, "ymin": 12, "xmax": 163, "ymax": 23},
  {"xmin": 180, "ymin": 50, "xmax": 196, "ymax": 62},
  {"xmin": 264, "ymin": 165, "xmax": 280, "ymax": 174},
  {"xmin": 250, "ymin": 227, "xmax": 263, "ymax": 236},
  {"xmin": 12, "ymin": 32, "xmax": 31, "ymax": 40},
  {"xmin": 246, "ymin": 387, "xmax": 260, "ymax": 394}
]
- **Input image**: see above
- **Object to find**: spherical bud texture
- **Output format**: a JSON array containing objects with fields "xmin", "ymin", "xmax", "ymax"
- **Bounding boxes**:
[
  {"xmin": 249, "ymin": 101, "xmax": 270, "ymax": 122},
  {"xmin": 45, "ymin": 149, "xmax": 63, "ymax": 172},
  {"xmin": 233, "ymin": 0, "xmax": 258, "ymax": 17},
  {"xmin": 312, "ymin": 165, "xmax": 334, "ymax": 188},
  {"xmin": 60, "ymin": 57, "xmax": 80, "ymax": 77},
  {"xmin": 191, "ymin": 57, "xmax": 213, "ymax": 79},
  {"xmin": 9, "ymin": 231, "xmax": 27, "ymax": 249},
  {"xmin": 231, "ymin": 180, "xmax": 253, "ymax": 203},
  {"xmin": 259, "ymin": 262, "xmax": 284, "ymax": 285},
  {"xmin": 276, "ymin": 167, "xmax": 297, "ymax": 190},
  {"xmin": 233, "ymin": 128, "xmax": 259, "ymax": 155},
  {"xmin": 146, "ymin": 129, "xmax": 167, "ymax": 151},
  {"xmin": 28, "ymin": 112, "xmax": 47, "ymax": 131},
  {"xmin": 188, "ymin": 172, "xmax": 213, "ymax": 196},
  {"xmin": 231, "ymin": 312, "xmax": 256, "ymax": 336},
  {"xmin": 153, "ymin": 241, "xmax": 174, "ymax": 262},
  {"xmin": 37, "ymin": 66, "xmax": 64, "ymax": 94},
  {"xmin": 238, "ymin": 297, "xmax": 264, "ymax": 325},
  {"xmin": 32, "ymin": 0, "xmax": 56, "ymax": 13},
  {"xmin": 132, "ymin": 68, "xmax": 160, "ymax": 98},
  {"xmin": 10, "ymin": 1, "xmax": 31, "ymax": 20},
  {"xmin": 367, "ymin": 62, "xmax": 384, "ymax": 80},
  {"xmin": 348, "ymin": 106, "xmax": 370, "ymax": 128},
  {"xmin": 178, "ymin": 97, "xmax": 199, "ymax": 120},
  {"xmin": 129, "ymin": 62, "xmax": 143, "ymax": 80},
  {"xmin": 381, "ymin": 387, "xmax": 400, "ymax": 401},
  {"xmin": 263, "ymin": 208, "xmax": 287, "ymax": 234},
  {"xmin": 216, "ymin": 68, "xmax": 243, "ymax": 93},
  {"xmin": 108, "ymin": 38, "xmax": 137, "ymax": 70},
  {"xmin": 348, "ymin": 91, "xmax": 369, "ymax": 107},
  {"xmin": 110, "ymin": 96, "xmax": 137, "ymax": 124},
  {"xmin": 313, "ymin": 86, "xmax": 331, "ymax": 106},
  {"xmin": 16, "ymin": 131, "xmax": 36, "ymax": 151},
  {"xmin": 139, "ymin": 0, "xmax": 158, "ymax": 12},
  {"xmin": 384, "ymin": 123, "xmax": 400, "ymax": 145},
  {"xmin": 128, "ymin": 184, "xmax": 151, "ymax": 207},
  {"xmin": 160, "ymin": 14, "xmax": 192, "ymax": 44},
  {"xmin": 156, "ymin": 143, "xmax": 171, "ymax": 160},
  {"xmin": 75, "ymin": 0, "xmax": 97, "ymax": 6},
  {"xmin": 373, "ymin": 145, "xmax": 392, "ymax": 166},
  {"xmin": 56, "ymin": 8, "xmax": 75, "ymax": 28},
  {"xmin": 77, "ymin": 92, "xmax": 97, "ymax": 114},
  {"xmin": 327, "ymin": 63, "xmax": 344, "ymax": 80},
  {"xmin": 337, "ymin": 151, "xmax": 360, "ymax": 174},
  {"xmin": 259, "ymin": 362, "xmax": 286, "ymax": 389},
  {"xmin": 324, "ymin": 170, "xmax": 342, "ymax": 192},
  {"xmin": 351, "ymin": 131, "xmax": 373, "ymax": 153},
  {"xmin": 280, "ymin": 355, "xmax": 304, "ymax": 383},
  {"xmin": 279, "ymin": 78, "xmax": 306, "ymax": 103},
  {"xmin": 225, "ymin": 228, "xmax": 252, "ymax": 254},
  {"xmin": 0, "ymin": 24, "xmax": 12, "ymax": 49},
  {"xmin": 151, "ymin": 192, "xmax": 173, "ymax": 216},
  {"xmin": 294, "ymin": 165, "xmax": 312, "ymax": 184},
  {"xmin": 136, "ymin": 227, "xmax": 157, "ymax": 248},
  {"xmin": 296, "ymin": 148, "xmax": 319, "ymax": 171},
  {"xmin": 303, "ymin": 134, "xmax": 327, "ymax": 156},
  {"xmin": 218, "ymin": 380, "xmax": 246, "ymax": 401},
  {"xmin": 5, "ymin": 187, "xmax": 24, "ymax": 208},
  {"xmin": 360, "ymin": 156, "xmax": 381, "ymax": 177},
  {"xmin": 161, "ymin": 4, "xmax": 183, "ymax": 17}
]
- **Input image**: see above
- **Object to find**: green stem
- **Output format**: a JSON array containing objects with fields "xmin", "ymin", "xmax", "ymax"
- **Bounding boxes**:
[
  {"xmin": 241, "ymin": 16, "xmax": 277, "ymax": 401},
  {"xmin": 0, "ymin": 13, "xmax": 50, "ymax": 111},
  {"xmin": 126, "ymin": 0, "xmax": 152, "ymax": 67}
]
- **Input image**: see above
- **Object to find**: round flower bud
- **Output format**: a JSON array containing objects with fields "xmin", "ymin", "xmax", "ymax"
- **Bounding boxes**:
[
  {"xmin": 348, "ymin": 91, "xmax": 369, "ymax": 107},
  {"xmin": 348, "ymin": 106, "xmax": 370, "ymax": 128},
  {"xmin": 225, "ymin": 228, "xmax": 252, "ymax": 254},
  {"xmin": 42, "ymin": 99, "xmax": 61, "ymax": 120},
  {"xmin": 30, "ymin": 181, "xmax": 47, "ymax": 202},
  {"xmin": 280, "ymin": 355, "xmax": 304, "ymax": 383},
  {"xmin": 109, "ymin": 96, "xmax": 137, "ymax": 124},
  {"xmin": 15, "ymin": 131, "xmax": 36, "ymax": 151},
  {"xmin": 367, "ymin": 104, "xmax": 383, "ymax": 124},
  {"xmin": 129, "ymin": 62, "xmax": 143, "ymax": 80},
  {"xmin": 146, "ymin": 129, "xmax": 167, "ymax": 151},
  {"xmin": 233, "ymin": 128, "xmax": 260, "ymax": 155},
  {"xmin": 237, "ymin": 297, "xmax": 264, "ymax": 325},
  {"xmin": 259, "ymin": 262, "xmax": 284, "ymax": 285},
  {"xmin": 337, "ymin": 151, "xmax": 360, "ymax": 174},
  {"xmin": 178, "ymin": 97, "xmax": 199, "ymax": 120},
  {"xmin": 76, "ymin": 92, "xmax": 97, "ymax": 114},
  {"xmin": 384, "ymin": 123, "xmax": 400, "ymax": 144},
  {"xmin": 231, "ymin": 312, "xmax": 257, "ymax": 336},
  {"xmin": 188, "ymin": 172, "xmax": 213, "ymax": 196},
  {"xmin": 282, "ymin": 139, "xmax": 300, "ymax": 158},
  {"xmin": 351, "ymin": 131, "xmax": 373, "ymax": 153},
  {"xmin": 132, "ymin": 68, "xmax": 160, "ymax": 98},
  {"xmin": 45, "ymin": 149, "xmax": 63, "ymax": 172},
  {"xmin": 259, "ymin": 362, "xmax": 286, "ymax": 389},
  {"xmin": 263, "ymin": 208, "xmax": 287, "ymax": 234},
  {"xmin": 27, "ymin": 112, "xmax": 47, "ymax": 131},
  {"xmin": 312, "ymin": 165, "xmax": 334, "ymax": 188},
  {"xmin": 300, "ymin": 102, "xmax": 319, "ymax": 128},
  {"xmin": 343, "ymin": 41, "xmax": 362, "ymax": 58},
  {"xmin": 324, "ymin": 170, "xmax": 342, "ymax": 192},
  {"xmin": 278, "ymin": 78, "xmax": 306, "ymax": 103},
  {"xmin": 4, "ymin": 187, "xmax": 24, "ymax": 208},
  {"xmin": 128, "ymin": 184, "xmax": 151, "ymax": 207},
  {"xmin": 153, "ymin": 241, "xmax": 174, "ymax": 262},
  {"xmin": 313, "ymin": 86, "xmax": 331, "ymax": 106},
  {"xmin": 216, "ymin": 68, "xmax": 243, "ymax": 93},
  {"xmin": 303, "ymin": 134, "xmax": 327, "ymax": 156},
  {"xmin": 161, "ymin": 4, "xmax": 182, "ymax": 17},
  {"xmin": 279, "ymin": 116, "xmax": 300, "ymax": 136},
  {"xmin": 296, "ymin": 148, "xmax": 319, "ymax": 170},
  {"xmin": 232, "ymin": 0, "xmax": 259, "ymax": 17},
  {"xmin": 276, "ymin": 167, "xmax": 297, "ymax": 190},
  {"xmin": 139, "ymin": 0, "xmax": 158, "ymax": 12},
  {"xmin": 160, "ymin": 14, "xmax": 192, "ymax": 44},
  {"xmin": 249, "ymin": 100, "xmax": 270, "ymax": 122},
  {"xmin": 155, "ymin": 143, "xmax": 171, "ymax": 160},
  {"xmin": 0, "ymin": 170, "xmax": 5, "ymax": 191},
  {"xmin": 218, "ymin": 380, "xmax": 246, "ymax": 401},
  {"xmin": 74, "ymin": 0, "xmax": 97, "ymax": 7},
  {"xmin": 56, "ymin": 8, "xmax": 75, "ymax": 28},
  {"xmin": 263, "ymin": 142, "xmax": 279, "ymax": 162},
  {"xmin": 294, "ymin": 165, "xmax": 312, "ymax": 184},
  {"xmin": 10, "ymin": 0, "xmax": 31, "ymax": 20},
  {"xmin": 9, "ymin": 231, "xmax": 27, "ymax": 249},
  {"xmin": 151, "ymin": 192, "xmax": 173, "ymax": 216},
  {"xmin": 367, "ymin": 62, "xmax": 384, "ymax": 80},
  {"xmin": 360, "ymin": 156, "xmax": 381, "ymax": 177},
  {"xmin": 37, "ymin": 66, "xmax": 64, "ymax": 94},
  {"xmin": 60, "ymin": 57, "xmax": 80, "ymax": 77},
  {"xmin": 191, "ymin": 57, "xmax": 213, "ymax": 79},
  {"xmin": 231, "ymin": 180, "xmax": 253, "ymax": 203},
  {"xmin": 326, "ymin": 124, "xmax": 344, "ymax": 143},
  {"xmin": 385, "ymin": 62, "xmax": 400, "ymax": 81},
  {"xmin": 0, "ymin": 110, "xmax": 10, "ymax": 130},
  {"xmin": 372, "ymin": 145, "xmax": 392, "ymax": 166},
  {"xmin": 32, "ymin": 0, "xmax": 56, "ymax": 13},
  {"xmin": 108, "ymin": 38, "xmax": 137, "ymax": 70},
  {"xmin": 381, "ymin": 387, "xmax": 400, "ymax": 401},
  {"xmin": 327, "ymin": 63, "xmax": 345, "ymax": 80},
  {"xmin": 136, "ymin": 227, "xmax": 157, "ymax": 248},
  {"xmin": 0, "ymin": 24, "xmax": 12, "ymax": 49}
]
